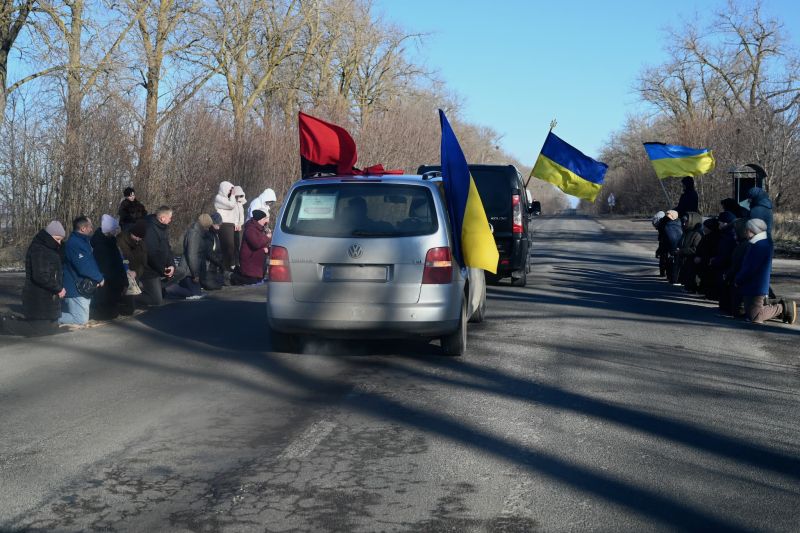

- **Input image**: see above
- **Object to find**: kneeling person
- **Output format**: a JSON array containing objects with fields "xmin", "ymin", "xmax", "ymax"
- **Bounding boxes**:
[{"xmin": 231, "ymin": 210, "xmax": 271, "ymax": 285}]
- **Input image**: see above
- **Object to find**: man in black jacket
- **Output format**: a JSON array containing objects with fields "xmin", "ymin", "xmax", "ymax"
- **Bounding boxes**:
[
  {"xmin": 140, "ymin": 206, "xmax": 175, "ymax": 307},
  {"xmin": 1, "ymin": 222, "xmax": 67, "ymax": 336}
]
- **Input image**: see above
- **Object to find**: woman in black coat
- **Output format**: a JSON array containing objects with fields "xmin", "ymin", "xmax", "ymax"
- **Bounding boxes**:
[
  {"xmin": 118, "ymin": 187, "xmax": 148, "ymax": 229},
  {"xmin": 91, "ymin": 215, "xmax": 127, "ymax": 320},
  {"xmin": 1, "ymin": 222, "xmax": 67, "ymax": 336}
]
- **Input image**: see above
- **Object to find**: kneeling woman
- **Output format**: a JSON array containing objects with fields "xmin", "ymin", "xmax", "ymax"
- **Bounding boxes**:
[{"xmin": 231, "ymin": 210, "xmax": 271, "ymax": 285}]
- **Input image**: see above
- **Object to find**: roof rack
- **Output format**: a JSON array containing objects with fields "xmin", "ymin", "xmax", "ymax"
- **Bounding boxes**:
[{"xmin": 420, "ymin": 170, "xmax": 441, "ymax": 180}]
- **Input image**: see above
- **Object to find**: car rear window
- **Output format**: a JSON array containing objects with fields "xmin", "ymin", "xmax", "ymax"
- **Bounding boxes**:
[
  {"xmin": 468, "ymin": 168, "xmax": 514, "ymax": 216},
  {"xmin": 282, "ymin": 183, "xmax": 438, "ymax": 237}
]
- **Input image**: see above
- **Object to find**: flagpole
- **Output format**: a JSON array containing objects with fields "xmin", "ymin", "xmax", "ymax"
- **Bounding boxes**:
[
  {"xmin": 658, "ymin": 178, "xmax": 673, "ymax": 208},
  {"xmin": 525, "ymin": 119, "xmax": 557, "ymax": 189}
]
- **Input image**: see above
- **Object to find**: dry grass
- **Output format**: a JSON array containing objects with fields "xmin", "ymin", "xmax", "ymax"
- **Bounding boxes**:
[{"xmin": 774, "ymin": 212, "xmax": 800, "ymax": 242}]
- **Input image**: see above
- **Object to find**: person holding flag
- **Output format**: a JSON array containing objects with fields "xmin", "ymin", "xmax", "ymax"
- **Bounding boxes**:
[{"xmin": 643, "ymin": 142, "xmax": 715, "ymax": 211}]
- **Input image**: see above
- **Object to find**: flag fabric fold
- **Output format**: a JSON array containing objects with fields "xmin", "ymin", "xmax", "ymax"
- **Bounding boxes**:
[
  {"xmin": 439, "ymin": 109, "xmax": 499, "ymax": 274},
  {"xmin": 643, "ymin": 142, "xmax": 715, "ymax": 179},
  {"xmin": 530, "ymin": 132, "xmax": 608, "ymax": 201},
  {"xmin": 298, "ymin": 112, "xmax": 358, "ymax": 177}
]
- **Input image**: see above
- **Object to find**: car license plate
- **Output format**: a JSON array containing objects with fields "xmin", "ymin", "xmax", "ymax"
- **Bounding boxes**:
[{"xmin": 323, "ymin": 265, "xmax": 388, "ymax": 282}]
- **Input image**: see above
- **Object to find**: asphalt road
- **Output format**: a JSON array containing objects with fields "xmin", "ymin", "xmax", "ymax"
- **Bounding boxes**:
[{"xmin": 1, "ymin": 215, "xmax": 799, "ymax": 532}]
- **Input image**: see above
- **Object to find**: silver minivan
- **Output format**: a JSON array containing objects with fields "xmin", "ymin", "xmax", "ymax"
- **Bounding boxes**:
[{"xmin": 266, "ymin": 174, "xmax": 486, "ymax": 355}]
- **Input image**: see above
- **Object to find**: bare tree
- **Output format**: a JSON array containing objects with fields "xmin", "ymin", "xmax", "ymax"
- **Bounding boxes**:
[
  {"xmin": 125, "ymin": 0, "xmax": 209, "ymax": 201},
  {"xmin": 36, "ymin": 0, "xmax": 147, "ymax": 219}
]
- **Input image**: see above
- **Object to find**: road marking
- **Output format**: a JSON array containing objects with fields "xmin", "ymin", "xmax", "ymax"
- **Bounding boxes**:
[{"xmin": 277, "ymin": 420, "xmax": 337, "ymax": 460}]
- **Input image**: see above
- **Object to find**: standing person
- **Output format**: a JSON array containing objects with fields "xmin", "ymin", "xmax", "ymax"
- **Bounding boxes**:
[
  {"xmin": 231, "ymin": 209, "xmax": 272, "ymax": 285},
  {"xmin": 117, "ymin": 218, "xmax": 148, "ymax": 314},
  {"xmin": 735, "ymin": 219, "xmax": 796, "ymax": 325},
  {"xmin": 140, "ymin": 206, "xmax": 176, "ymax": 307},
  {"xmin": 676, "ymin": 212, "xmax": 703, "ymax": 291},
  {"xmin": 214, "ymin": 180, "xmax": 237, "ymax": 274},
  {"xmin": 90, "ymin": 214, "xmax": 127, "ymax": 320},
  {"xmin": 183, "ymin": 214, "xmax": 217, "ymax": 295},
  {"xmin": 663, "ymin": 210, "xmax": 683, "ymax": 285},
  {"xmin": 118, "ymin": 187, "xmax": 148, "ymax": 230},
  {"xmin": 721, "ymin": 218, "xmax": 751, "ymax": 317},
  {"xmin": 651, "ymin": 211, "xmax": 667, "ymax": 276},
  {"xmin": 694, "ymin": 217, "xmax": 721, "ymax": 298},
  {"xmin": 708, "ymin": 211, "xmax": 737, "ymax": 305},
  {"xmin": 60, "ymin": 216, "xmax": 104, "ymax": 326},
  {"xmin": 745, "ymin": 187, "xmax": 773, "ymax": 240},
  {"xmin": 247, "ymin": 188, "xmax": 277, "ymax": 221},
  {"xmin": 204, "ymin": 213, "xmax": 225, "ymax": 290},
  {"xmin": 721, "ymin": 197, "xmax": 749, "ymax": 219},
  {"xmin": 675, "ymin": 177, "xmax": 699, "ymax": 218},
  {"xmin": 0, "ymin": 222, "xmax": 67, "ymax": 337},
  {"xmin": 233, "ymin": 185, "xmax": 247, "ymax": 267}
]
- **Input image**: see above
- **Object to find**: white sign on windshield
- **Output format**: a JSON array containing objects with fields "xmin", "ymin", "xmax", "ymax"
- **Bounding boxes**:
[{"xmin": 298, "ymin": 194, "xmax": 337, "ymax": 220}]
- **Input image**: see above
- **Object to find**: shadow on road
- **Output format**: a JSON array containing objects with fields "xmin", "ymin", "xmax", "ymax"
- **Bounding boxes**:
[{"xmin": 19, "ymin": 289, "xmax": 796, "ymax": 532}]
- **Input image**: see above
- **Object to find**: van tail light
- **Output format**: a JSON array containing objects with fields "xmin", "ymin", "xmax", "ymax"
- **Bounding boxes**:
[
  {"xmin": 422, "ymin": 247, "xmax": 453, "ymax": 284},
  {"xmin": 512, "ymin": 194, "xmax": 523, "ymax": 234},
  {"xmin": 268, "ymin": 246, "xmax": 291, "ymax": 282}
]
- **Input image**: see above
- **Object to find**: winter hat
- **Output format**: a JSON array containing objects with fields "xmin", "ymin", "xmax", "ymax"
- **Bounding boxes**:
[
  {"xmin": 130, "ymin": 218, "xmax": 148, "ymax": 238},
  {"xmin": 101, "ymin": 214, "xmax": 120, "ymax": 234},
  {"xmin": 45, "ymin": 220, "xmax": 66, "ymax": 238},
  {"xmin": 210, "ymin": 212, "xmax": 223, "ymax": 225},
  {"xmin": 746, "ymin": 218, "xmax": 767, "ymax": 234},
  {"xmin": 718, "ymin": 211, "xmax": 736, "ymax": 225},
  {"xmin": 251, "ymin": 209, "xmax": 267, "ymax": 221},
  {"xmin": 651, "ymin": 211, "xmax": 665, "ymax": 227},
  {"xmin": 703, "ymin": 217, "xmax": 719, "ymax": 231},
  {"xmin": 198, "ymin": 213, "xmax": 213, "ymax": 229},
  {"xmin": 665, "ymin": 210, "xmax": 679, "ymax": 220}
]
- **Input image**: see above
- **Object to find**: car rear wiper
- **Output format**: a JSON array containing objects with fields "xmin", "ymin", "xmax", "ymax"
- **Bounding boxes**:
[{"xmin": 351, "ymin": 230, "xmax": 397, "ymax": 237}]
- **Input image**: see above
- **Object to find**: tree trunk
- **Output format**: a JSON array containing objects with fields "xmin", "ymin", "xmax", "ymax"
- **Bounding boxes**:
[
  {"xmin": 135, "ymin": 65, "xmax": 160, "ymax": 203},
  {"xmin": 60, "ymin": 1, "xmax": 85, "ymax": 224}
]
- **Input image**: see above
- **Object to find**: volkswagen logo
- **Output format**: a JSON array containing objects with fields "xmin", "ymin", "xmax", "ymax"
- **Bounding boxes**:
[{"xmin": 347, "ymin": 243, "xmax": 363, "ymax": 259}]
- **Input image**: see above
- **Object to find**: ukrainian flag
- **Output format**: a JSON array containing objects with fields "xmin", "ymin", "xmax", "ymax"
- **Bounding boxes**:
[
  {"xmin": 531, "ymin": 132, "xmax": 608, "ymax": 202},
  {"xmin": 439, "ymin": 110, "xmax": 499, "ymax": 274},
  {"xmin": 643, "ymin": 142, "xmax": 715, "ymax": 179}
]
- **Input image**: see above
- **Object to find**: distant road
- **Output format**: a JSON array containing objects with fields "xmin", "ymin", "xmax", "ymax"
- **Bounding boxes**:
[{"xmin": 2, "ymin": 216, "xmax": 799, "ymax": 531}]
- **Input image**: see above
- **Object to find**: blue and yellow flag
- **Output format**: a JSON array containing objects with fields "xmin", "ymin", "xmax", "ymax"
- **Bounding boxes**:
[
  {"xmin": 643, "ymin": 142, "xmax": 715, "ymax": 179},
  {"xmin": 439, "ymin": 110, "xmax": 499, "ymax": 274},
  {"xmin": 531, "ymin": 132, "xmax": 608, "ymax": 202}
]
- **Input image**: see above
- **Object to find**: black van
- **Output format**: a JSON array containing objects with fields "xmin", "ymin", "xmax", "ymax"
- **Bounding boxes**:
[{"xmin": 417, "ymin": 164, "xmax": 535, "ymax": 286}]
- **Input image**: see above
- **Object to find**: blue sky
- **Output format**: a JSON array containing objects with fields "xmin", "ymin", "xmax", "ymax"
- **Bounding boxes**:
[{"xmin": 374, "ymin": 0, "xmax": 800, "ymax": 167}]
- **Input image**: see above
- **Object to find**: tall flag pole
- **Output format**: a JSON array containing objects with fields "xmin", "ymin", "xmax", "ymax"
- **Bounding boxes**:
[
  {"xmin": 529, "ymin": 130, "xmax": 608, "ymax": 202},
  {"xmin": 439, "ymin": 109, "xmax": 499, "ymax": 274}
]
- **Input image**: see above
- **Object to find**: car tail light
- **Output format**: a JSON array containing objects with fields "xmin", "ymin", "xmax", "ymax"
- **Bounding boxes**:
[
  {"xmin": 512, "ymin": 194, "xmax": 523, "ymax": 234},
  {"xmin": 269, "ymin": 246, "xmax": 291, "ymax": 282},
  {"xmin": 422, "ymin": 247, "xmax": 452, "ymax": 284}
]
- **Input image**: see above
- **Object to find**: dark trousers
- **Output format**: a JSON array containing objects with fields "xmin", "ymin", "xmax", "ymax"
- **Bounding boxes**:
[
  {"xmin": 234, "ymin": 230, "xmax": 242, "ymax": 267},
  {"xmin": 90, "ymin": 284, "xmax": 124, "ymax": 320},
  {"xmin": 1, "ymin": 318, "xmax": 59, "ymax": 337},
  {"xmin": 231, "ymin": 270, "xmax": 262, "ymax": 285},
  {"xmin": 667, "ymin": 254, "xmax": 680, "ymax": 284},
  {"xmin": 678, "ymin": 256, "xmax": 698, "ymax": 290},
  {"xmin": 219, "ymin": 223, "xmax": 236, "ymax": 271},
  {"xmin": 139, "ymin": 277, "xmax": 164, "ymax": 307}
]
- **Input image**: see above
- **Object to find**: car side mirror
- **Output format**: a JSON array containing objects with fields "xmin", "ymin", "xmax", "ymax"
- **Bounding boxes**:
[{"xmin": 529, "ymin": 201, "xmax": 542, "ymax": 216}]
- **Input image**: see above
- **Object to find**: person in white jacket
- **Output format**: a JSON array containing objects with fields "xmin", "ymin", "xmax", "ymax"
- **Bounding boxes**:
[
  {"xmin": 233, "ymin": 185, "xmax": 246, "ymax": 267},
  {"xmin": 214, "ymin": 181, "xmax": 237, "ymax": 271},
  {"xmin": 247, "ymin": 188, "xmax": 277, "ymax": 221}
]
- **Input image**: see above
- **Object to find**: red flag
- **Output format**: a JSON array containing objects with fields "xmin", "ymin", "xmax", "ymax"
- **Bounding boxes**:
[{"xmin": 298, "ymin": 112, "xmax": 358, "ymax": 177}]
